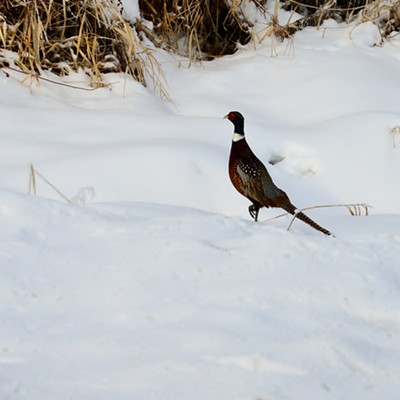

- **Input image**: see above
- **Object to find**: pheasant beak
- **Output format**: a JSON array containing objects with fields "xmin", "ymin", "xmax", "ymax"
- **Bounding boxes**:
[{"xmin": 223, "ymin": 114, "xmax": 229, "ymax": 119}]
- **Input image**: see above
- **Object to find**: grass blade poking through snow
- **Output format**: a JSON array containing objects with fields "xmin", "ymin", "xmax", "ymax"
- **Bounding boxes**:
[
  {"xmin": 261, "ymin": 203, "xmax": 370, "ymax": 231},
  {"xmin": 29, "ymin": 164, "xmax": 71, "ymax": 204},
  {"xmin": 390, "ymin": 125, "xmax": 400, "ymax": 149}
]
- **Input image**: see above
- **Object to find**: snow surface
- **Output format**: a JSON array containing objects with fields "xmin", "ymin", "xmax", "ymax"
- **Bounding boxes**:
[{"xmin": 1, "ymin": 10, "xmax": 400, "ymax": 400}]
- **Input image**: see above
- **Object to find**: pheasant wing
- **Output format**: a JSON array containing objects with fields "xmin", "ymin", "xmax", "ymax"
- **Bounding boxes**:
[{"xmin": 236, "ymin": 157, "xmax": 279, "ymax": 206}]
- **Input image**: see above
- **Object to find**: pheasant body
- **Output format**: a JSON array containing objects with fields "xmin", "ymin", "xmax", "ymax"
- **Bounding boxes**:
[{"xmin": 224, "ymin": 111, "xmax": 331, "ymax": 236}]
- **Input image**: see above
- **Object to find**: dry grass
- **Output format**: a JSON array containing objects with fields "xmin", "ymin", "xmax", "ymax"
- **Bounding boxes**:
[
  {"xmin": 0, "ymin": 0, "xmax": 168, "ymax": 95},
  {"xmin": 282, "ymin": 0, "xmax": 400, "ymax": 36},
  {"xmin": 283, "ymin": 0, "xmax": 373, "ymax": 25},
  {"xmin": 1, "ymin": 1, "xmax": 398, "ymax": 92},
  {"xmin": 29, "ymin": 164, "xmax": 71, "ymax": 203},
  {"xmin": 356, "ymin": 0, "xmax": 400, "ymax": 40},
  {"xmin": 288, "ymin": 203, "xmax": 370, "ymax": 216},
  {"xmin": 138, "ymin": 0, "xmax": 399, "ymax": 62},
  {"xmin": 253, "ymin": 0, "xmax": 297, "ymax": 55},
  {"xmin": 390, "ymin": 125, "xmax": 400, "ymax": 148},
  {"xmin": 29, "ymin": 164, "xmax": 95, "ymax": 205},
  {"xmin": 138, "ymin": 0, "xmax": 252, "ymax": 61},
  {"xmin": 262, "ymin": 202, "xmax": 370, "ymax": 230}
]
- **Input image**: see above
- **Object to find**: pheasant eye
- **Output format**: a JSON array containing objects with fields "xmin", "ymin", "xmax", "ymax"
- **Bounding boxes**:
[{"xmin": 229, "ymin": 112, "xmax": 236, "ymax": 120}]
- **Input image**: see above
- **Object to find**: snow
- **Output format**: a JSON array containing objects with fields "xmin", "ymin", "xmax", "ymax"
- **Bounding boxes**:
[{"xmin": 1, "ymin": 9, "xmax": 400, "ymax": 400}]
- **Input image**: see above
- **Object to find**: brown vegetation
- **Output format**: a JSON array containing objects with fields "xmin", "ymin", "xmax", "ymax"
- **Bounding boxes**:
[
  {"xmin": 0, "ymin": 0, "xmax": 399, "ymax": 88},
  {"xmin": 0, "ymin": 0, "xmax": 163, "ymax": 89},
  {"xmin": 138, "ymin": 0, "xmax": 252, "ymax": 60}
]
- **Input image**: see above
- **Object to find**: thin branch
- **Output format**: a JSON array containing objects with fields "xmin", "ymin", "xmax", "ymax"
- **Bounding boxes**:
[
  {"xmin": 0, "ymin": 67, "xmax": 10, "ymax": 78},
  {"xmin": 29, "ymin": 165, "xmax": 72, "ymax": 204},
  {"xmin": 2, "ymin": 65, "xmax": 114, "ymax": 91},
  {"xmin": 261, "ymin": 203, "xmax": 371, "ymax": 225},
  {"xmin": 28, "ymin": 164, "xmax": 37, "ymax": 195}
]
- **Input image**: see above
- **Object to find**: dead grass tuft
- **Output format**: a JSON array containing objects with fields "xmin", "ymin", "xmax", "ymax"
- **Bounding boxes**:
[
  {"xmin": 0, "ymin": 0, "xmax": 167, "ymax": 94},
  {"xmin": 138, "ymin": 0, "xmax": 400, "ymax": 62},
  {"xmin": 1, "ymin": 1, "xmax": 398, "ymax": 91},
  {"xmin": 253, "ymin": 0, "xmax": 297, "ymax": 56},
  {"xmin": 357, "ymin": 0, "xmax": 400, "ymax": 40},
  {"xmin": 282, "ymin": 0, "xmax": 400, "ymax": 37},
  {"xmin": 137, "ymin": 0, "xmax": 252, "ymax": 61}
]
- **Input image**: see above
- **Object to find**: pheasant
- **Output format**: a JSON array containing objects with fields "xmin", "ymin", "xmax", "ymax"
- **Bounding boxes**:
[{"xmin": 224, "ymin": 111, "xmax": 332, "ymax": 236}]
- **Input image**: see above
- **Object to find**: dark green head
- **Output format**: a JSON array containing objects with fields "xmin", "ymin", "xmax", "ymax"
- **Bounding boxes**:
[{"xmin": 224, "ymin": 111, "xmax": 245, "ymax": 135}]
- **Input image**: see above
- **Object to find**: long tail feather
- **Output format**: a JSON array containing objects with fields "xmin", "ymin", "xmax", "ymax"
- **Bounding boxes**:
[
  {"xmin": 285, "ymin": 204, "xmax": 332, "ymax": 236},
  {"xmin": 295, "ymin": 210, "xmax": 332, "ymax": 236}
]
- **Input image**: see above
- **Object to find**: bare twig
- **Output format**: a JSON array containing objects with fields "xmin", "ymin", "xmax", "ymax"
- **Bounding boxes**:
[
  {"xmin": 28, "ymin": 164, "xmax": 37, "ymax": 196},
  {"xmin": 390, "ymin": 125, "xmax": 400, "ymax": 149},
  {"xmin": 28, "ymin": 164, "xmax": 72, "ymax": 204},
  {"xmin": 261, "ymin": 203, "xmax": 371, "ymax": 230},
  {"xmin": 3, "ymin": 65, "xmax": 111, "ymax": 90}
]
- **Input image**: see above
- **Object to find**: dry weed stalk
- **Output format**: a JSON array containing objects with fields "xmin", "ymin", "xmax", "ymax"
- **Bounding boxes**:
[
  {"xmin": 390, "ymin": 125, "xmax": 400, "ymax": 148},
  {"xmin": 29, "ymin": 164, "xmax": 95, "ymax": 206},
  {"xmin": 355, "ymin": 0, "xmax": 400, "ymax": 40},
  {"xmin": 3, "ymin": 64, "xmax": 112, "ymax": 90},
  {"xmin": 29, "ymin": 164, "xmax": 72, "ymax": 204},
  {"xmin": 254, "ymin": 0, "xmax": 399, "ymax": 47},
  {"xmin": 0, "ymin": 0, "xmax": 168, "ymax": 95},
  {"xmin": 282, "ymin": 0, "xmax": 400, "ymax": 39},
  {"xmin": 283, "ymin": 0, "xmax": 372, "ymax": 22},
  {"xmin": 262, "ymin": 202, "xmax": 370, "ymax": 230},
  {"xmin": 254, "ymin": 0, "xmax": 296, "ymax": 56},
  {"xmin": 298, "ymin": 203, "xmax": 370, "ymax": 216},
  {"xmin": 28, "ymin": 164, "xmax": 37, "ymax": 196}
]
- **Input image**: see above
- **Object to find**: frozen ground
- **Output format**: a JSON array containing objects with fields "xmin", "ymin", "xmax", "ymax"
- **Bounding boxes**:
[{"xmin": 0, "ymin": 9, "xmax": 400, "ymax": 400}]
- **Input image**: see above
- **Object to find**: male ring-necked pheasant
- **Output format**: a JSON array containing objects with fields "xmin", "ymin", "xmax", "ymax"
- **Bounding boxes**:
[{"xmin": 224, "ymin": 111, "xmax": 331, "ymax": 236}]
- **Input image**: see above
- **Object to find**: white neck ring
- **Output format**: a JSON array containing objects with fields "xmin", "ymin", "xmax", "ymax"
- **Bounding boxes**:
[{"xmin": 232, "ymin": 133, "xmax": 245, "ymax": 142}]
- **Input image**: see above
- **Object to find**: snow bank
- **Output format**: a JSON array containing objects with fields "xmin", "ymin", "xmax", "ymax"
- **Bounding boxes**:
[{"xmin": 1, "ymin": 15, "xmax": 400, "ymax": 400}]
